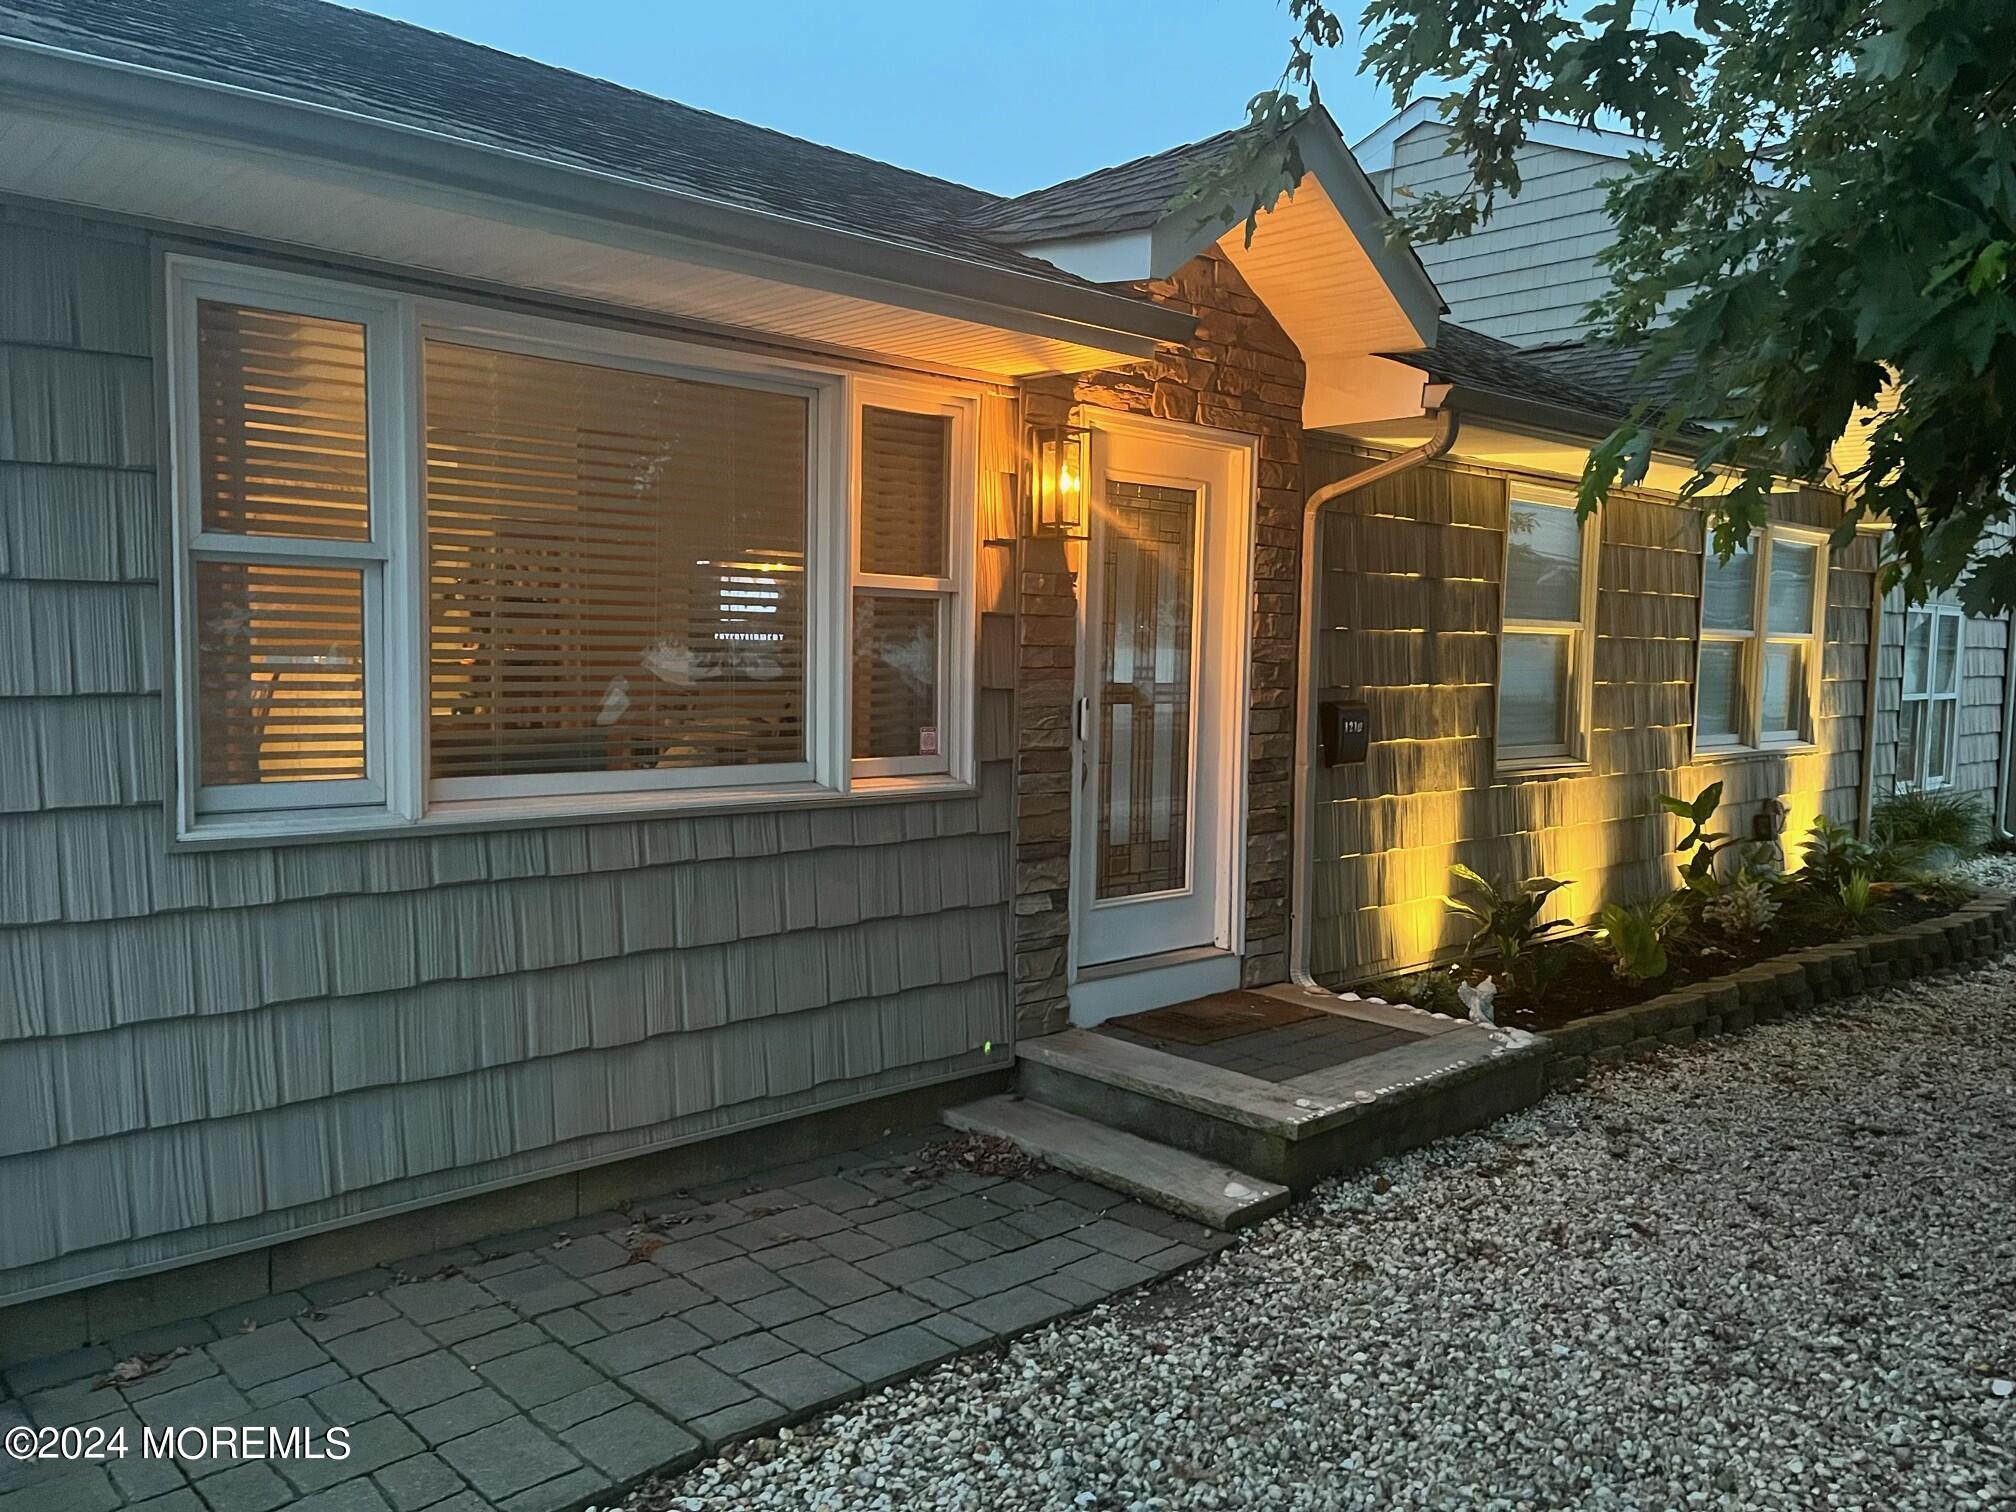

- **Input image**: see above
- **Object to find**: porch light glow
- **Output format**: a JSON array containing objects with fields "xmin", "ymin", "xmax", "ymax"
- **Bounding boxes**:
[{"xmin": 1026, "ymin": 422, "xmax": 1090, "ymax": 538}]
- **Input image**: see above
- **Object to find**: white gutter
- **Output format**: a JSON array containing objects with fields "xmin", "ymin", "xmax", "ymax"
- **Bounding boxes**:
[
  {"xmin": 1289, "ymin": 406, "xmax": 1461, "ymax": 988},
  {"xmin": 0, "ymin": 34, "xmax": 1194, "ymax": 356}
]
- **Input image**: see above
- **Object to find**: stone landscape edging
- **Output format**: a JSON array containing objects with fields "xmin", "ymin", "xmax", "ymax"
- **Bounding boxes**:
[{"xmin": 1538, "ymin": 890, "xmax": 2016, "ymax": 1086}]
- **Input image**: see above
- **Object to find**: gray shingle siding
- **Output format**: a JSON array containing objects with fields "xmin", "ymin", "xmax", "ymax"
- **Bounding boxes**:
[
  {"xmin": 0, "ymin": 204, "xmax": 1017, "ymax": 1303},
  {"xmin": 1386, "ymin": 125, "xmax": 1627, "ymax": 346},
  {"xmin": 1871, "ymin": 583, "xmax": 2011, "ymax": 814}
]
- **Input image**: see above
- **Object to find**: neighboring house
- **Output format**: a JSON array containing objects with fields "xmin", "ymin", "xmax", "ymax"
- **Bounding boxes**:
[
  {"xmin": 1353, "ymin": 99, "xmax": 2015, "ymax": 831},
  {"xmin": 1353, "ymin": 97, "xmax": 1651, "ymax": 347},
  {"xmin": 0, "ymin": 0, "xmax": 1932, "ymax": 1347}
]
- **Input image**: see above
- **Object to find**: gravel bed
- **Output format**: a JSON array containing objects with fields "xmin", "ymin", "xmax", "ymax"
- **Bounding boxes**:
[
  {"xmin": 1960, "ymin": 851, "xmax": 2016, "ymax": 893},
  {"xmin": 623, "ymin": 957, "xmax": 2016, "ymax": 1511}
]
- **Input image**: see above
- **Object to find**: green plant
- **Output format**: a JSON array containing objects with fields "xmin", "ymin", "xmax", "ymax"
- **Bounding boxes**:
[
  {"xmin": 1873, "ymin": 790, "xmax": 1988, "ymax": 875},
  {"xmin": 1596, "ymin": 899, "xmax": 1679, "ymax": 982},
  {"xmin": 1800, "ymin": 814, "xmax": 1877, "ymax": 890},
  {"xmin": 1204, "ymin": 1, "xmax": 2016, "ymax": 616},
  {"xmin": 1659, "ymin": 782, "xmax": 1737, "ymax": 895},
  {"xmin": 1834, "ymin": 869, "xmax": 1883, "ymax": 930},
  {"xmin": 1444, "ymin": 865, "xmax": 1571, "ymax": 1001},
  {"xmin": 1703, "ymin": 869, "xmax": 1779, "ymax": 939}
]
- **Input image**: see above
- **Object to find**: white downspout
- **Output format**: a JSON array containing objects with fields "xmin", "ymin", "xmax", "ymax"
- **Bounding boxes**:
[
  {"xmin": 1289, "ymin": 405, "xmax": 1461, "ymax": 989},
  {"xmin": 1996, "ymin": 607, "xmax": 2016, "ymax": 840}
]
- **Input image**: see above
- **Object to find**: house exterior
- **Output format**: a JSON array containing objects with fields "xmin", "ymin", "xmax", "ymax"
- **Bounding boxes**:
[
  {"xmin": 1353, "ymin": 100, "xmax": 2016, "ymax": 832},
  {"xmin": 0, "ymin": 0, "xmax": 1950, "ymax": 1348}
]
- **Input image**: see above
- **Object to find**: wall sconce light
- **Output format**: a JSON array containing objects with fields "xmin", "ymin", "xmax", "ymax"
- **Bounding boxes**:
[{"xmin": 1025, "ymin": 422, "xmax": 1090, "ymax": 539}]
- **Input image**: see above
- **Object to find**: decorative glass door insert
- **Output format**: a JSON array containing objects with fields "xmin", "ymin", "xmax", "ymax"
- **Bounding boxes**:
[{"xmin": 1094, "ymin": 479, "xmax": 1198, "ymax": 901}]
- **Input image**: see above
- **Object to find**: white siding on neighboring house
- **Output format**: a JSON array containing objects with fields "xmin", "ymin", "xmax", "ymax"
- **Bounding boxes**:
[{"xmin": 1378, "ymin": 124, "xmax": 1626, "ymax": 345}]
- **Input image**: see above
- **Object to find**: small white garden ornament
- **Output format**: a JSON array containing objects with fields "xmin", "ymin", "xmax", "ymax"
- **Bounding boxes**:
[{"xmin": 1458, "ymin": 976, "xmax": 1498, "ymax": 1026}]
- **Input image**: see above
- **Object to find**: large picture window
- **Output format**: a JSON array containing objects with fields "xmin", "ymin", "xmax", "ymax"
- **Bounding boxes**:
[
  {"xmin": 1898, "ymin": 601, "xmax": 1964, "ymax": 790},
  {"xmin": 1695, "ymin": 525, "xmax": 1826, "ymax": 752},
  {"xmin": 167, "ymin": 259, "xmax": 974, "ymax": 839},
  {"xmin": 1496, "ymin": 491, "xmax": 1593, "ymax": 768}
]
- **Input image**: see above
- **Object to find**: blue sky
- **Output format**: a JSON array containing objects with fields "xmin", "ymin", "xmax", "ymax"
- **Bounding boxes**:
[{"xmin": 347, "ymin": 1, "xmax": 1396, "ymax": 196}]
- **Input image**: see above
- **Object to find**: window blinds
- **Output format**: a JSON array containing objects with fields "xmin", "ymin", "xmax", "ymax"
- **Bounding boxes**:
[
  {"xmin": 423, "ymin": 341, "xmax": 810, "ymax": 782},
  {"xmin": 197, "ymin": 303, "xmax": 371, "ymax": 539},
  {"xmin": 858, "ymin": 406, "xmax": 949, "ymax": 577}
]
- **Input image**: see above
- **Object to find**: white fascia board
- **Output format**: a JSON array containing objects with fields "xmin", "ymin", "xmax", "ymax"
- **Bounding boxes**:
[
  {"xmin": 0, "ymin": 34, "xmax": 1192, "ymax": 355},
  {"xmin": 1302, "ymin": 353, "xmax": 1438, "ymax": 430}
]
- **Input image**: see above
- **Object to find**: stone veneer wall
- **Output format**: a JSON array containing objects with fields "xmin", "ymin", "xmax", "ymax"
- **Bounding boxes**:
[{"xmin": 1013, "ymin": 250, "xmax": 1307, "ymax": 1036}]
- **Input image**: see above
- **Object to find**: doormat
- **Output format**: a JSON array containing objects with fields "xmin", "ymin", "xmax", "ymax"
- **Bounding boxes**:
[{"xmin": 1107, "ymin": 991, "xmax": 1326, "ymax": 1045}]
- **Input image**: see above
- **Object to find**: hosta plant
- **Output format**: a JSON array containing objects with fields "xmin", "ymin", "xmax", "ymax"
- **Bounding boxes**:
[
  {"xmin": 1444, "ymin": 865, "xmax": 1572, "ymax": 1002},
  {"xmin": 1596, "ymin": 898, "xmax": 1680, "ymax": 982},
  {"xmin": 1703, "ymin": 869, "xmax": 1779, "ymax": 939}
]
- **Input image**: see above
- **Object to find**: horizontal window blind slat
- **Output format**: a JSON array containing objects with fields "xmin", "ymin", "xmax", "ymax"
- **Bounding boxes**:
[
  {"xmin": 197, "ymin": 302, "xmax": 372, "ymax": 541},
  {"xmin": 859, "ymin": 406, "xmax": 948, "ymax": 578},
  {"xmin": 196, "ymin": 561, "xmax": 368, "ymax": 786},
  {"xmin": 424, "ymin": 340, "xmax": 809, "ymax": 782},
  {"xmin": 853, "ymin": 592, "xmax": 940, "ymax": 760}
]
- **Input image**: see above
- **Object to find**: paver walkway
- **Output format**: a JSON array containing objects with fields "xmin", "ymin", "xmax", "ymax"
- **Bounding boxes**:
[{"xmin": 0, "ymin": 1133, "xmax": 1228, "ymax": 1512}]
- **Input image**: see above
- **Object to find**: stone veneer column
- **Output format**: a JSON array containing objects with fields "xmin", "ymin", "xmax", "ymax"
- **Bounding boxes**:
[{"xmin": 1010, "ymin": 252, "xmax": 1306, "ymax": 1035}]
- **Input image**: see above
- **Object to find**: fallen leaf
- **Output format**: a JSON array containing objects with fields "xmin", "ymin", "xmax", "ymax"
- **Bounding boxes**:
[
  {"xmin": 626, "ymin": 1237, "xmax": 667, "ymax": 1265},
  {"xmin": 95, "ymin": 1352, "xmax": 173, "ymax": 1390}
]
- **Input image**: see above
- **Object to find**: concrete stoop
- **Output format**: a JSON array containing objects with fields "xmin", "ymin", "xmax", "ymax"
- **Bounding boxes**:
[{"xmin": 948, "ymin": 989, "xmax": 1548, "ymax": 1229}]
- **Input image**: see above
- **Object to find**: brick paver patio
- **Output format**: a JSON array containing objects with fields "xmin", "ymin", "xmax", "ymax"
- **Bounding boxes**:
[{"xmin": 0, "ymin": 1133, "xmax": 1228, "ymax": 1512}]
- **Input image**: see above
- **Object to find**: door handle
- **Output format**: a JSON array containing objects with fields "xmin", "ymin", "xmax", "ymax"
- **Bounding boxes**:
[{"xmin": 1075, "ymin": 696, "xmax": 1090, "ymax": 787}]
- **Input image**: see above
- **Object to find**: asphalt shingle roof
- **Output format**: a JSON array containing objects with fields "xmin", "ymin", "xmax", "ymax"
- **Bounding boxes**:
[
  {"xmin": 1520, "ymin": 335, "xmax": 1699, "ymax": 412},
  {"xmin": 1, "ymin": 0, "xmax": 1690, "ymax": 440},
  {"xmin": 1383, "ymin": 322, "xmax": 1636, "ymax": 421},
  {"xmin": 0, "ymin": 0, "xmax": 1114, "ymax": 290},
  {"xmin": 959, "ymin": 128, "xmax": 1249, "ymax": 244}
]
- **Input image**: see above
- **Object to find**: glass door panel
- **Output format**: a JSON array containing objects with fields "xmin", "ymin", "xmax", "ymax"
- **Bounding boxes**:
[{"xmin": 1095, "ymin": 479, "xmax": 1197, "ymax": 901}]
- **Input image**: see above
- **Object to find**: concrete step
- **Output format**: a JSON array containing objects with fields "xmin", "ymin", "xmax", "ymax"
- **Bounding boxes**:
[
  {"xmin": 1015, "ymin": 1016, "xmax": 1547, "ymax": 1191},
  {"xmin": 943, "ymin": 1094, "xmax": 1289, "ymax": 1230}
]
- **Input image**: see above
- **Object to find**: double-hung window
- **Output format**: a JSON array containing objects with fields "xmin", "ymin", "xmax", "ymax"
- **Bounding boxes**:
[
  {"xmin": 167, "ymin": 258, "xmax": 975, "ymax": 840},
  {"xmin": 1695, "ymin": 525, "xmax": 1825, "ymax": 752},
  {"xmin": 1496, "ymin": 491, "xmax": 1593, "ymax": 767},
  {"xmin": 1898, "ymin": 600, "xmax": 1964, "ymax": 789},
  {"xmin": 851, "ymin": 396, "xmax": 968, "ymax": 779}
]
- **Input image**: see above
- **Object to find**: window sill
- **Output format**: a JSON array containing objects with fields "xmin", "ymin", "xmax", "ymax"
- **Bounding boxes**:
[
  {"xmin": 1691, "ymin": 740, "xmax": 1822, "ymax": 763},
  {"xmin": 173, "ymin": 775, "xmax": 979, "ymax": 851},
  {"xmin": 1494, "ymin": 755, "xmax": 1593, "ymax": 780}
]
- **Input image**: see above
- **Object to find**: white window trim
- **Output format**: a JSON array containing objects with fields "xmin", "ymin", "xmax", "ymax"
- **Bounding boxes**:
[
  {"xmin": 1898, "ymin": 600, "xmax": 1965, "ymax": 791},
  {"xmin": 1693, "ymin": 522, "xmax": 1829, "ymax": 757},
  {"xmin": 1495, "ymin": 486, "xmax": 1598, "ymax": 774},
  {"xmin": 165, "ymin": 255, "xmax": 978, "ymax": 844},
  {"xmin": 848, "ymin": 385, "xmax": 978, "ymax": 782}
]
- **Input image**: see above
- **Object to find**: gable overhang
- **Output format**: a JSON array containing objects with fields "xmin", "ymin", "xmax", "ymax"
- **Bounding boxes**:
[
  {"xmin": 0, "ymin": 36, "xmax": 1194, "ymax": 377},
  {"xmin": 1008, "ymin": 115, "xmax": 1446, "ymax": 406}
]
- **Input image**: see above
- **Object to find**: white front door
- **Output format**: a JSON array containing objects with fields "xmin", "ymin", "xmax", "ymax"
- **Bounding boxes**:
[{"xmin": 1070, "ymin": 417, "xmax": 1253, "ymax": 1016}]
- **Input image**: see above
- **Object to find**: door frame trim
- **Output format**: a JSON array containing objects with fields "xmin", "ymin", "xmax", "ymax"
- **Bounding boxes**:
[{"xmin": 1064, "ymin": 409, "xmax": 1258, "ymax": 1006}]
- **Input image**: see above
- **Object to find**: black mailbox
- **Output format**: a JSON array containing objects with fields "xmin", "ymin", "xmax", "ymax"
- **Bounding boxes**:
[{"xmin": 1318, "ymin": 698, "xmax": 1370, "ymax": 766}]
